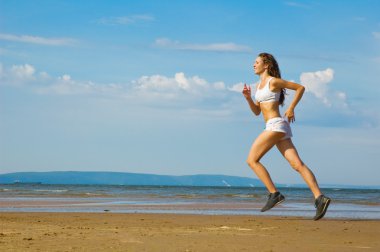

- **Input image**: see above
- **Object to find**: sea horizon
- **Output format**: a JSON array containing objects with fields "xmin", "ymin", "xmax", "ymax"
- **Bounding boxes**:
[{"xmin": 1, "ymin": 171, "xmax": 379, "ymax": 189}]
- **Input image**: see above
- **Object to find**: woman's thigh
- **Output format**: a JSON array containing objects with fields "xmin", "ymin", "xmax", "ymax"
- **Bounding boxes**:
[
  {"xmin": 247, "ymin": 131, "xmax": 286, "ymax": 162},
  {"xmin": 276, "ymin": 139, "xmax": 303, "ymax": 167}
]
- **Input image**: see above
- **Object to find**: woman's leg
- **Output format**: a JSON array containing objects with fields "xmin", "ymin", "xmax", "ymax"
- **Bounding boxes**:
[
  {"xmin": 246, "ymin": 131, "xmax": 286, "ymax": 193},
  {"xmin": 276, "ymin": 139, "xmax": 322, "ymax": 199}
]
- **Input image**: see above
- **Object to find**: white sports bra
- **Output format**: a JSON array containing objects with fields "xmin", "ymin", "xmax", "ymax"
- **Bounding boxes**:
[{"xmin": 254, "ymin": 77, "xmax": 280, "ymax": 103}]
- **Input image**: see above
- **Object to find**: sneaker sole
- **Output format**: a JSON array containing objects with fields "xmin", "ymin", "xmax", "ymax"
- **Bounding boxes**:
[
  {"xmin": 275, "ymin": 198, "xmax": 285, "ymax": 207},
  {"xmin": 313, "ymin": 198, "xmax": 331, "ymax": 221},
  {"xmin": 261, "ymin": 197, "xmax": 285, "ymax": 212}
]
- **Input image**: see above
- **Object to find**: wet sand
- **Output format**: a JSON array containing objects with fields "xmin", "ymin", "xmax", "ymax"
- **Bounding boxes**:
[{"xmin": 1, "ymin": 212, "xmax": 379, "ymax": 251}]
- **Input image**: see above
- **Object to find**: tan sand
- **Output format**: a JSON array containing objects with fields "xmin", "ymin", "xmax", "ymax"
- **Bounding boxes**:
[{"xmin": 1, "ymin": 212, "xmax": 379, "ymax": 251}]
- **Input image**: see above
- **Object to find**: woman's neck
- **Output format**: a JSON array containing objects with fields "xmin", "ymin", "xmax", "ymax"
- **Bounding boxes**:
[{"xmin": 259, "ymin": 72, "xmax": 270, "ymax": 82}]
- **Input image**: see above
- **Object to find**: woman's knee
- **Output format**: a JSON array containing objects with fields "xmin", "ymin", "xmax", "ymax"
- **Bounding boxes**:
[
  {"xmin": 246, "ymin": 158, "xmax": 259, "ymax": 168},
  {"xmin": 289, "ymin": 160, "xmax": 305, "ymax": 172}
]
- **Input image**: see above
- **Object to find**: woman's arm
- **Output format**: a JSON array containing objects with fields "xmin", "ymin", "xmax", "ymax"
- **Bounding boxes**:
[
  {"xmin": 242, "ymin": 84, "xmax": 261, "ymax": 116},
  {"xmin": 271, "ymin": 78, "xmax": 305, "ymax": 122}
]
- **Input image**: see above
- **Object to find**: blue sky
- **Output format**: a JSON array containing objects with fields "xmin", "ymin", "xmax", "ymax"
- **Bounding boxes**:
[{"xmin": 1, "ymin": 0, "xmax": 380, "ymax": 186}]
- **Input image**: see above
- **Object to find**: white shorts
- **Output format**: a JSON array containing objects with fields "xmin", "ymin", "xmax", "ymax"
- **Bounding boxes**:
[{"xmin": 265, "ymin": 117, "xmax": 293, "ymax": 140}]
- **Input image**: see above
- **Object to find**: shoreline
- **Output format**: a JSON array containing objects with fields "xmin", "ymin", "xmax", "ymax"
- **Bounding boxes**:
[
  {"xmin": 2, "ymin": 185, "xmax": 380, "ymax": 221},
  {"xmin": 1, "ymin": 197, "xmax": 380, "ymax": 220},
  {"xmin": 1, "ymin": 212, "xmax": 379, "ymax": 251}
]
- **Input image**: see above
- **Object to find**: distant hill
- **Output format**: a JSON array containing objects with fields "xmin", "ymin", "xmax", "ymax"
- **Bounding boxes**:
[{"xmin": 0, "ymin": 171, "xmax": 266, "ymax": 187}]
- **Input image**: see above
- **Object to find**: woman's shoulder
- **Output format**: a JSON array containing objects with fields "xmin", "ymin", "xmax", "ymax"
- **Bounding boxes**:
[
  {"xmin": 268, "ymin": 77, "xmax": 284, "ymax": 92},
  {"xmin": 268, "ymin": 77, "xmax": 284, "ymax": 87}
]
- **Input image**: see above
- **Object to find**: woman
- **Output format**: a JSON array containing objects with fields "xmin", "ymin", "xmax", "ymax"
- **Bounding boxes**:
[{"xmin": 242, "ymin": 52, "xmax": 331, "ymax": 221}]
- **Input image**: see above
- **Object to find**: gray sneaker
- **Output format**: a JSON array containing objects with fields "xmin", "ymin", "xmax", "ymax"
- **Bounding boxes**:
[
  {"xmin": 313, "ymin": 195, "xmax": 331, "ymax": 221},
  {"xmin": 261, "ymin": 192, "xmax": 285, "ymax": 212}
]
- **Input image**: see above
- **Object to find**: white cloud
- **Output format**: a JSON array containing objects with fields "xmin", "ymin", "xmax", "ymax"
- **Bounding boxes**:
[
  {"xmin": 213, "ymin": 81, "xmax": 226, "ymax": 90},
  {"xmin": 39, "ymin": 71, "xmax": 50, "ymax": 79},
  {"xmin": 0, "ymin": 63, "xmax": 349, "ymax": 107},
  {"xmin": 132, "ymin": 72, "xmax": 226, "ymax": 99},
  {"xmin": 0, "ymin": 62, "xmax": 122, "ymax": 94},
  {"xmin": 155, "ymin": 38, "xmax": 252, "ymax": 53},
  {"xmin": 0, "ymin": 33, "xmax": 77, "ymax": 46},
  {"xmin": 1, "ymin": 62, "xmax": 231, "ymax": 100},
  {"xmin": 37, "ymin": 74, "xmax": 123, "ymax": 96},
  {"xmin": 300, "ymin": 68, "xmax": 335, "ymax": 105},
  {"xmin": 11, "ymin": 64, "xmax": 36, "ymax": 80},
  {"xmin": 296, "ymin": 68, "xmax": 362, "ymax": 127},
  {"xmin": 98, "ymin": 15, "xmax": 154, "ymax": 25},
  {"xmin": 228, "ymin": 82, "xmax": 246, "ymax": 93},
  {"xmin": 0, "ymin": 63, "xmax": 37, "ymax": 86},
  {"xmin": 335, "ymin": 91, "xmax": 348, "ymax": 109},
  {"xmin": 1, "ymin": 62, "xmax": 377, "ymax": 127}
]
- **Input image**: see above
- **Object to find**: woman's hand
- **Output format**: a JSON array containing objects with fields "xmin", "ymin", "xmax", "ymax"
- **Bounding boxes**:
[
  {"xmin": 284, "ymin": 108, "xmax": 295, "ymax": 123},
  {"xmin": 243, "ymin": 83, "xmax": 261, "ymax": 116},
  {"xmin": 242, "ymin": 84, "xmax": 251, "ymax": 99}
]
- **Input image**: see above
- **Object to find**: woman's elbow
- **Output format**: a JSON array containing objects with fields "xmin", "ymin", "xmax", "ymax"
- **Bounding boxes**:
[{"xmin": 299, "ymin": 86, "xmax": 305, "ymax": 93}]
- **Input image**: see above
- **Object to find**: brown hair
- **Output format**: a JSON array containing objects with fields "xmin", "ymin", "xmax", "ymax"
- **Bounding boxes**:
[{"xmin": 258, "ymin": 52, "xmax": 285, "ymax": 106}]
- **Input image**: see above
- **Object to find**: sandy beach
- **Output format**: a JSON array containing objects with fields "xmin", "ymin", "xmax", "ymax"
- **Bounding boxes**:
[{"xmin": 1, "ymin": 212, "xmax": 379, "ymax": 251}]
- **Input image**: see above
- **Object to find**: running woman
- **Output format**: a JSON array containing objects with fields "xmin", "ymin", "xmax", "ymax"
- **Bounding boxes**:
[{"xmin": 242, "ymin": 52, "xmax": 331, "ymax": 220}]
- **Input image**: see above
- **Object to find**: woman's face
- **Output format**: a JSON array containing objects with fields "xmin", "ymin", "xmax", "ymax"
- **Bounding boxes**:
[{"xmin": 253, "ymin": 57, "xmax": 267, "ymax": 75}]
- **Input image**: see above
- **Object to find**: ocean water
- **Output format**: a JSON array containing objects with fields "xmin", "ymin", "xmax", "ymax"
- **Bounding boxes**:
[{"xmin": 1, "ymin": 184, "xmax": 380, "ymax": 219}]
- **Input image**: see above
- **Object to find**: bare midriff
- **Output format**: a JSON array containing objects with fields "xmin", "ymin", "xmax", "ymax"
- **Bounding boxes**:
[{"xmin": 259, "ymin": 101, "xmax": 282, "ymax": 122}]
